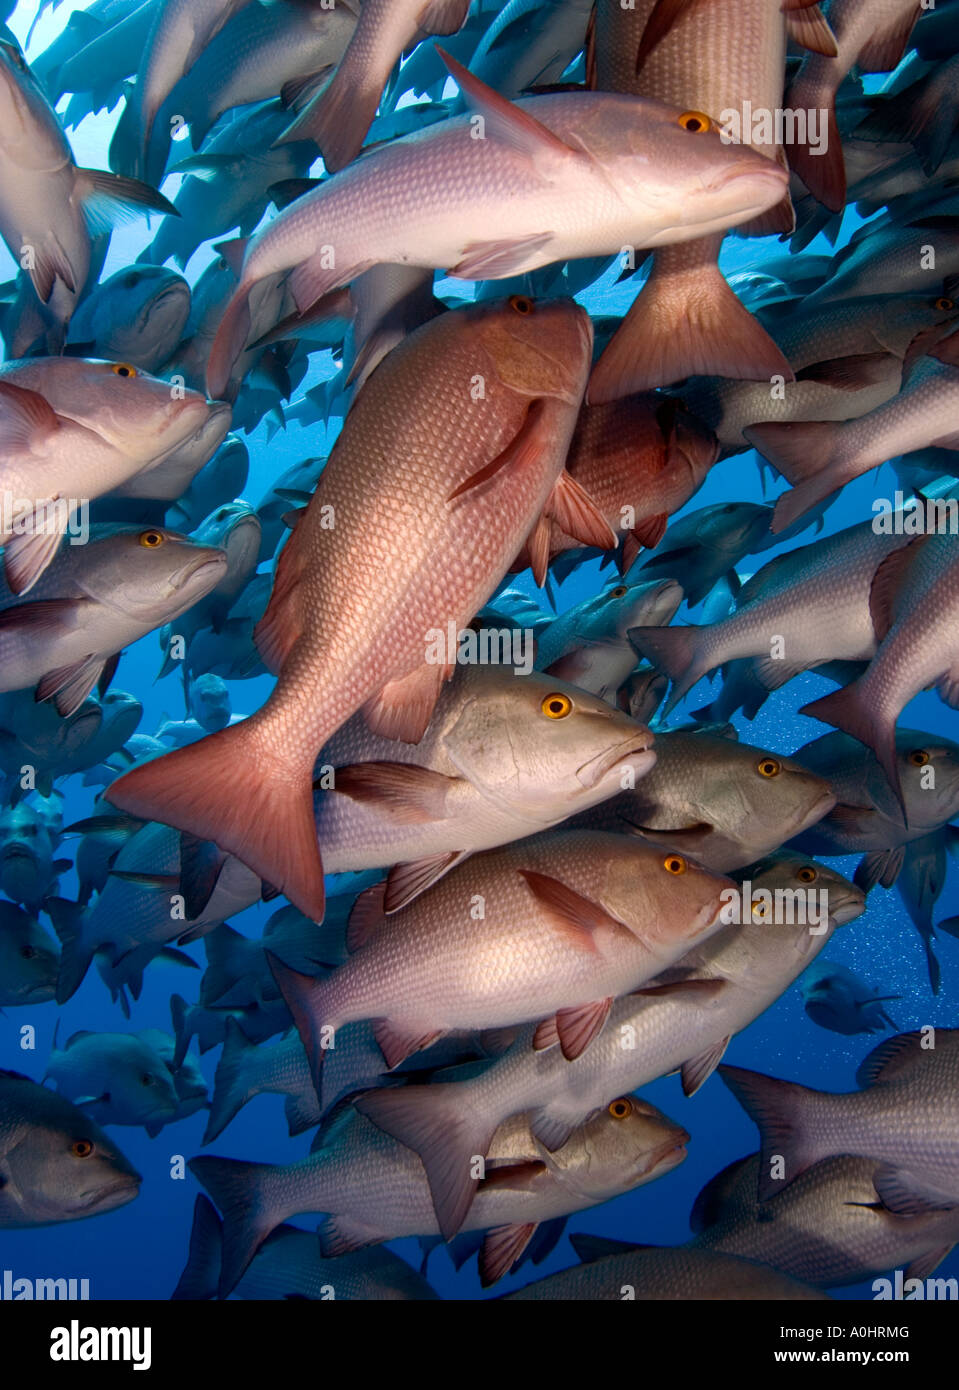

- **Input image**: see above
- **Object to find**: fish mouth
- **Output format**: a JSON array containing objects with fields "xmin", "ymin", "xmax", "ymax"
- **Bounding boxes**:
[
  {"xmin": 804, "ymin": 787, "xmax": 839, "ymax": 826},
  {"xmin": 638, "ymin": 1135, "xmax": 689, "ymax": 1180},
  {"xmin": 706, "ymin": 160, "xmax": 789, "ymax": 196},
  {"xmin": 169, "ymin": 553, "xmax": 228, "ymax": 591},
  {"xmin": 1, "ymin": 846, "xmax": 37, "ymax": 865},
  {"xmin": 77, "ymin": 1175, "xmax": 141, "ymax": 1211},
  {"xmin": 830, "ymin": 893, "xmax": 867, "ymax": 926},
  {"xmin": 576, "ymin": 735, "xmax": 656, "ymax": 790}
]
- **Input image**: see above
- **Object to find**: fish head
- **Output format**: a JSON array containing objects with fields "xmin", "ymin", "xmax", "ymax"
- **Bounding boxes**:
[
  {"xmin": 192, "ymin": 502, "xmax": 262, "ymax": 572},
  {"xmin": 594, "ymin": 97, "xmax": 789, "ymax": 242},
  {"xmin": 895, "ymin": 730, "xmax": 959, "ymax": 829},
  {"xmin": 189, "ymin": 674, "xmax": 232, "ymax": 732},
  {"xmin": 0, "ymin": 802, "xmax": 52, "ymax": 901},
  {"xmin": 548, "ymin": 1094, "xmax": 689, "ymax": 1200},
  {"xmin": 623, "ymin": 665, "xmax": 669, "ymax": 724},
  {"xmin": 92, "ymin": 1037, "xmax": 181, "ymax": 1126},
  {"xmin": 75, "ymin": 526, "xmax": 228, "ymax": 623},
  {"xmin": 4, "ymin": 358, "xmax": 217, "ymax": 461},
  {"xmin": 444, "ymin": 667, "xmax": 656, "ymax": 820},
  {"xmin": 98, "ymin": 690, "xmax": 144, "ymax": 742},
  {"xmin": 2, "ymin": 1078, "xmax": 141, "ymax": 1223},
  {"xmin": 602, "ymin": 837, "xmax": 735, "ymax": 960},
  {"xmin": 692, "ymin": 501, "xmax": 775, "ymax": 560},
  {"xmin": 470, "ymin": 295, "xmax": 593, "ymax": 406},
  {"xmin": 726, "ymin": 852, "xmax": 865, "ymax": 977},
  {"xmin": 632, "ymin": 734, "xmax": 837, "ymax": 871},
  {"xmin": 0, "ymin": 902, "xmax": 58, "ymax": 1003}
]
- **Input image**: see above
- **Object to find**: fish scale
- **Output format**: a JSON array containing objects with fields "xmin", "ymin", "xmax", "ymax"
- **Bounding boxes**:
[
  {"xmin": 693, "ymin": 1154, "xmax": 959, "ymax": 1287},
  {"xmin": 281, "ymin": 829, "xmax": 729, "ymax": 1042},
  {"xmin": 107, "ymin": 297, "xmax": 595, "ymax": 920}
]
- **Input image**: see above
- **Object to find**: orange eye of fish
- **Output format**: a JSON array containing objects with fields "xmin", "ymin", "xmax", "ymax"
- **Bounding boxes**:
[
  {"xmin": 935, "ymin": 297, "xmax": 955, "ymax": 311},
  {"xmin": 679, "ymin": 110, "xmax": 712, "ymax": 134},
  {"xmin": 541, "ymin": 693, "xmax": 572, "ymax": 719},
  {"xmin": 138, "ymin": 530, "xmax": 165, "ymax": 548},
  {"xmin": 796, "ymin": 865, "xmax": 817, "ymax": 884},
  {"xmin": 757, "ymin": 758, "xmax": 780, "ymax": 778},
  {"xmin": 909, "ymin": 749, "xmax": 930, "ymax": 766},
  {"xmin": 610, "ymin": 585, "xmax": 628, "ymax": 598},
  {"xmin": 664, "ymin": 854, "xmax": 686, "ymax": 875},
  {"xmin": 111, "ymin": 362, "xmax": 137, "ymax": 378},
  {"xmin": 71, "ymin": 1140, "xmax": 94, "ymax": 1158},
  {"xmin": 509, "ymin": 295, "xmax": 534, "ymax": 315},
  {"xmin": 608, "ymin": 1098, "xmax": 632, "ymax": 1119}
]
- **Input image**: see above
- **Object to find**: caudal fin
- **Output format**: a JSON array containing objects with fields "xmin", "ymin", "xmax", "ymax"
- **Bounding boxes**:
[
  {"xmin": 280, "ymin": 69, "xmax": 380, "ymax": 174},
  {"xmin": 171, "ymin": 1195, "xmax": 222, "ymax": 1300},
  {"xmin": 266, "ymin": 952, "xmax": 335, "ymax": 1097},
  {"xmin": 784, "ymin": 90, "xmax": 845, "ymax": 212},
  {"xmin": 105, "ymin": 718, "xmax": 325, "ymax": 922},
  {"xmin": 356, "ymin": 1082, "xmax": 497, "ymax": 1241},
  {"xmin": 204, "ymin": 1018, "xmax": 261, "ymax": 1143},
  {"xmin": 45, "ymin": 897, "xmax": 94, "ymax": 1003},
  {"xmin": 589, "ymin": 251, "xmax": 794, "ymax": 401},
  {"xmin": 627, "ymin": 624, "xmax": 711, "ymax": 716},
  {"xmin": 743, "ymin": 421, "xmax": 844, "ymax": 534},
  {"xmin": 800, "ymin": 681, "xmax": 905, "ymax": 819},
  {"xmin": 206, "ymin": 280, "xmax": 254, "ymax": 402},
  {"xmin": 189, "ymin": 1155, "xmax": 288, "ymax": 1297},
  {"xmin": 718, "ymin": 1064, "xmax": 824, "ymax": 1200}
]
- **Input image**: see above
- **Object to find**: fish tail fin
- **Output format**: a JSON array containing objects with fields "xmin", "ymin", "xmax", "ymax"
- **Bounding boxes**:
[
  {"xmin": 718, "ymin": 1064, "xmax": 824, "ymax": 1199},
  {"xmin": 284, "ymin": 1088, "xmax": 322, "ymax": 1137},
  {"xmin": 801, "ymin": 681, "xmax": 905, "ymax": 820},
  {"xmin": 206, "ymin": 279, "xmax": 254, "ymax": 402},
  {"xmin": 356, "ymin": 1082, "xmax": 497, "ymax": 1241},
  {"xmin": 744, "ymin": 421, "xmax": 844, "ymax": 534},
  {"xmin": 171, "ymin": 1195, "xmax": 223, "ymax": 1300},
  {"xmin": 280, "ymin": 66, "xmax": 380, "ymax": 173},
  {"xmin": 204, "ymin": 1017, "xmax": 262, "ymax": 1144},
  {"xmin": 266, "ymin": 952, "xmax": 337, "ymax": 1096},
  {"xmin": 188, "ymin": 1155, "xmax": 292, "ymax": 1296},
  {"xmin": 626, "ymin": 624, "xmax": 710, "ymax": 715},
  {"xmin": 783, "ymin": 85, "xmax": 844, "ymax": 212},
  {"xmin": 105, "ymin": 717, "xmax": 326, "ymax": 922},
  {"xmin": 589, "ymin": 251, "xmax": 793, "ymax": 400},
  {"xmin": 45, "ymin": 896, "xmax": 93, "ymax": 1003}
]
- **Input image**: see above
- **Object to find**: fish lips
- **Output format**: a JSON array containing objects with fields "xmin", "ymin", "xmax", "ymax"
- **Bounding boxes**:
[
  {"xmin": 167, "ymin": 551, "xmax": 229, "ymax": 596},
  {"xmin": 643, "ymin": 1135, "xmax": 689, "ymax": 1179},
  {"xmin": 576, "ymin": 736, "xmax": 656, "ymax": 791},
  {"xmin": 829, "ymin": 891, "xmax": 867, "ymax": 926},
  {"xmin": 76, "ymin": 1174, "xmax": 142, "ymax": 1214}
]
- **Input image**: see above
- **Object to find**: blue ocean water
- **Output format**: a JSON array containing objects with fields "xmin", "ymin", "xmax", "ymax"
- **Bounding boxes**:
[{"xmin": 1, "ymin": 0, "xmax": 957, "ymax": 1303}]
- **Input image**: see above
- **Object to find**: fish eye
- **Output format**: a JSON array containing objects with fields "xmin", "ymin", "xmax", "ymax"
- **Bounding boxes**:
[
  {"xmin": 796, "ymin": 865, "xmax": 817, "ymax": 884},
  {"xmin": 140, "ymin": 1073, "xmax": 155, "ymax": 1087},
  {"xmin": 752, "ymin": 901, "xmax": 770, "ymax": 920},
  {"xmin": 122, "ymin": 271, "xmax": 141, "ymax": 289},
  {"xmin": 111, "ymin": 362, "xmax": 137, "ymax": 378},
  {"xmin": 610, "ymin": 585, "xmax": 628, "ymax": 598},
  {"xmin": 541, "ymin": 693, "xmax": 572, "ymax": 719},
  {"xmin": 71, "ymin": 1140, "xmax": 94, "ymax": 1158},
  {"xmin": 935, "ymin": 297, "xmax": 954, "ymax": 311},
  {"xmin": 757, "ymin": 757, "xmax": 780, "ymax": 778},
  {"xmin": 608, "ymin": 1098, "xmax": 632, "ymax": 1119},
  {"xmin": 663, "ymin": 854, "xmax": 686, "ymax": 875},
  {"xmin": 508, "ymin": 295, "xmax": 534, "ymax": 315},
  {"xmin": 679, "ymin": 110, "xmax": 712, "ymax": 133},
  {"xmin": 19, "ymin": 945, "xmax": 37, "ymax": 959},
  {"xmin": 909, "ymin": 749, "xmax": 929, "ymax": 766},
  {"xmin": 138, "ymin": 530, "xmax": 165, "ymax": 548}
]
